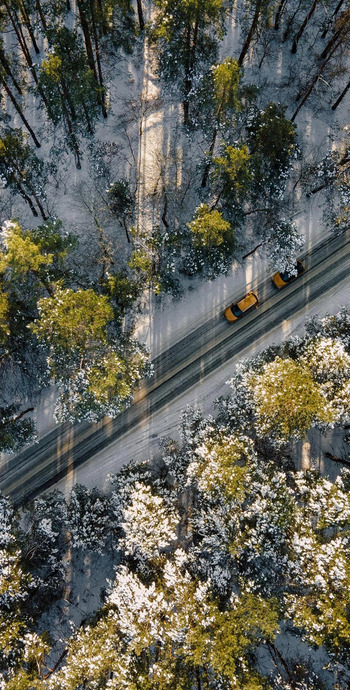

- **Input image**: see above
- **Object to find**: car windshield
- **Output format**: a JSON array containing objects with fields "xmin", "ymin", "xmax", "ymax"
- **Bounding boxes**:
[{"xmin": 232, "ymin": 304, "xmax": 243, "ymax": 317}]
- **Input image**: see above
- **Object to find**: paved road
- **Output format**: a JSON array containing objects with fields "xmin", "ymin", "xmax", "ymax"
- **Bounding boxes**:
[{"xmin": 1, "ymin": 230, "xmax": 350, "ymax": 505}]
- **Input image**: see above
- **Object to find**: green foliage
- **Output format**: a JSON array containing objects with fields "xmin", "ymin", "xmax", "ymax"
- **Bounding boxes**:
[
  {"xmin": 0, "ymin": 220, "xmax": 53, "ymax": 278},
  {"xmin": 187, "ymin": 203, "xmax": 232, "ymax": 248},
  {"xmin": 246, "ymin": 102, "xmax": 296, "ymax": 187},
  {"xmin": 0, "ymin": 405, "xmax": 35, "ymax": 454},
  {"xmin": 249, "ymin": 357, "xmax": 335, "ymax": 441},
  {"xmin": 0, "ymin": 287, "xmax": 10, "ymax": 344},
  {"xmin": 107, "ymin": 179, "xmax": 134, "ymax": 218},
  {"xmin": 0, "ymin": 129, "xmax": 47, "ymax": 214},
  {"xmin": 213, "ymin": 143, "xmax": 252, "ymax": 202},
  {"xmin": 105, "ymin": 271, "xmax": 141, "ymax": 320},
  {"xmin": 212, "ymin": 57, "xmax": 241, "ymax": 116},
  {"xmin": 38, "ymin": 27, "xmax": 101, "ymax": 144},
  {"xmin": 30, "ymin": 287, "xmax": 113, "ymax": 355},
  {"xmin": 151, "ymin": 0, "xmax": 227, "ymax": 119}
]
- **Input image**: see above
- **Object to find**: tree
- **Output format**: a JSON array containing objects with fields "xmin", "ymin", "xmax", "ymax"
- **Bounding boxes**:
[
  {"xmin": 187, "ymin": 203, "xmax": 232, "ymax": 248},
  {"xmin": 212, "ymin": 144, "xmax": 252, "ymax": 206},
  {"xmin": 201, "ymin": 57, "xmax": 242, "ymax": 187},
  {"xmin": 238, "ymin": 0, "xmax": 273, "ymax": 66},
  {"xmin": 119, "ymin": 481, "xmax": 178, "ymax": 565},
  {"xmin": 67, "ymin": 484, "xmax": 116, "ymax": 553},
  {"xmin": 265, "ymin": 220, "xmax": 304, "ymax": 276},
  {"xmin": 30, "ymin": 287, "xmax": 113, "ymax": 359},
  {"xmin": 0, "ymin": 404, "xmax": 35, "ymax": 453},
  {"xmin": 248, "ymin": 357, "xmax": 334, "ymax": 442},
  {"xmin": 246, "ymin": 102, "xmax": 296, "ymax": 194},
  {"xmin": 30, "ymin": 287, "xmax": 150, "ymax": 422},
  {"xmin": 38, "ymin": 27, "xmax": 101, "ymax": 167},
  {"xmin": 292, "ymin": 9, "xmax": 350, "ymax": 121},
  {"xmin": 0, "ymin": 131, "xmax": 47, "ymax": 218},
  {"xmin": 106, "ymin": 179, "xmax": 134, "ymax": 242},
  {"xmin": 151, "ymin": 0, "xmax": 227, "ymax": 123},
  {"xmin": 75, "ymin": 0, "xmax": 135, "ymax": 118}
]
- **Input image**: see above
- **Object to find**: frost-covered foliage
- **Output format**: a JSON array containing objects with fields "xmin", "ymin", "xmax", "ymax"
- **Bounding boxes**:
[
  {"xmin": 119, "ymin": 482, "xmax": 178, "ymax": 564},
  {"xmin": 223, "ymin": 310, "xmax": 350, "ymax": 445},
  {"xmin": 266, "ymin": 220, "xmax": 304, "ymax": 275},
  {"xmin": 67, "ymin": 485, "xmax": 117, "ymax": 553}
]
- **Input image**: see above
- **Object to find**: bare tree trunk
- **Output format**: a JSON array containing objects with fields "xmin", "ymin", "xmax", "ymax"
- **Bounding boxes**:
[
  {"xmin": 319, "ymin": 12, "xmax": 350, "ymax": 60},
  {"xmin": 36, "ymin": 0, "xmax": 47, "ymax": 31},
  {"xmin": 1, "ymin": 80, "xmax": 41, "ymax": 148},
  {"xmin": 332, "ymin": 78, "xmax": 350, "ymax": 110},
  {"xmin": 274, "ymin": 0, "xmax": 287, "ymax": 30},
  {"xmin": 291, "ymin": 0, "xmax": 319, "ymax": 53},
  {"xmin": 89, "ymin": 0, "xmax": 107, "ymax": 117},
  {"xmin": 321, "ymin": 0, "xmax": 345, "ymax": 38},
  {"xmin": 238, "ymin": 0, "xmax": 263, "ymax": 66},
  {"xmin": 59, "ymin": 92, "xmax": 81, "ymax": 169},
  {"xmin": 282, "ymin": 0, "xmax": 303, "ymax": 41},
  {"xmin": 19, "ymin": 0, "xmax": 40, "ymax": 53},
  {"xmin": 77, "ymin": 0, "xmax": 98, "ymax": 82},
  {"xmin": 137, "ymin": 0, "xmax": 145, "ymax": 30},
  {"xmin": 0, "ymin": 47, "xmax": 23, "ymax": 94},
  {"xmin": 292, "ymin": 38, "xmax": 343, "ymax": 120},
  {"xmin": 18, "ymin": 184, "xmax": 39, "ymax": 215},
  {"xmin": 3, "ymin": 407, "xmax": 34, "ymax": 426}
]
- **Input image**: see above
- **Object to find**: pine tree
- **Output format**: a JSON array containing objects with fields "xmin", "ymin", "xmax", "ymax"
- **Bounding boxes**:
[
  {"xmin": 151, "ymin": 0, "xmax": 227, "ymax": 124},
  {"xmin": 0, "ymin": 130, "xmax": 47, "ymax": 216}
]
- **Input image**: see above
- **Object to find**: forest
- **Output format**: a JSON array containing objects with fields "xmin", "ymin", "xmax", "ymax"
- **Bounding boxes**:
[
  {"xmin": 0, "ymin": 0, "xmax": 350, "ymax": 687},
  {"xmin": 0, "ymin": 0, "xmax": 349, "ymax": 449}
]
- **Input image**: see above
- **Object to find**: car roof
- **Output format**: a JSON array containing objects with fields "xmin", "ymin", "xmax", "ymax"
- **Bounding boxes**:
[{"xmin": 237, "ymin": 292, "xmax": 257, "ymax": 311}]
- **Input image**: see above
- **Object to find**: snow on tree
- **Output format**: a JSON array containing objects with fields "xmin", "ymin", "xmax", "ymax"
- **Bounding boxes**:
[
  {"xmin": 67, "ymin": 484, "xmax": 117, "ymax": 553},
  {"xmin": 265, "ymin": 219, "xmax": 304, "ymax": 276},
  {"xmin": 187, "ymin": 203, "xmax": 232, "ymax": 248},
  {"xmin": 247, "ymin": 357, "xmax": 334, "ymax": 442},
  {"xmin": 119, "ymin": 481, "xmax": 178, "ymax": 564}
]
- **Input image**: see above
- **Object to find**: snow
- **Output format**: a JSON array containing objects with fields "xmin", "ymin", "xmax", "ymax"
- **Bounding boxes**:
[
  {"xmin": 51, "ymin": 275, "xmax": 350, "ymax": 497},
  {"xmin": 1, "ymin": 0, "xmax": 349, "ymax": 492}
]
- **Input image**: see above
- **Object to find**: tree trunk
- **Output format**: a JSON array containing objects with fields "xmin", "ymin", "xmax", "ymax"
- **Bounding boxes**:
[
  {"xmin": 4, "ymin": 1, "xmax": 32, "ymax": 65},
  {"xmin": 15, "ymin": 179, "xmax": 39, "ymax": 216},
  {"xmin": 291, "ymin": 39, "xmax": 342, "ymax": 121},
  {"xmin": 1, "ymin": 80, "xmax": 41, "ymax": 147},
  {"xmin": 3, "ymin": 407, "xmax": 34, "ymax": 426},
  {"xmin": 332, "ymin": 78, "xmax": 350, "ymax": 110},
  {"xmin": 36, "ymin": 0, "xmax": 47, "ymax": 31},
  {"xmin": 19, "ymin": 0, "xmax": 40, "ymax": 53},
  {"xmin": 183, "ymin": 23, "xmax": 192, "ymax": 124},
  {"xmin": 282, "ymin": 0, "xmax": 303, "ymax": 41},
  {"xmin": 136, "ymin": 0, "xmax": 145, "ymax": 31},
  {"xmin": 238, "ymin": 0, "xmax": 263, "ymax": 66},
  {"xmin": 291, "ymin": 0, "xmax": 319, "ymax": 54},
  {"xmin": 89, "ymin": 0, "xmax": 107, "ymax": 117},
  {"xmin": 77, "ymin": 0, "xmax": 98, "ymax": 82},
  {"xmin": 8, "ymin": 155, "xmax": 47, "ymax": 219},
  {"xmin": 0, "ymin": 48, "xmax": 22, "ymax": 94},
  {"xmin": 60, "ymin": 93, "xmax": 81, "ymax": 169},
  {"xmin": 201, "ymin": 127, "xmax": 217, "ymax": 187},
  {"xmin": 319, "ymin": 12, "xmax": 350, "ymax": 60},
  {"xmin": 321, "ymin": 0, "xmax": 345, "ymax": 38},
  {"xmin": 60, "ymin": 75, "xmax": 77, "ymax": 120},
  {"xmin": 274, "ymin": 0, "xmax": 287, "ymax": 30}
]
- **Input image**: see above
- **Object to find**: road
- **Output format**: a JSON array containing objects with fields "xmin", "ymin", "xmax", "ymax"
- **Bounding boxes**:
[{"xmin": 1, "ymin": 229, "xmax": 350, "ymax": 505}]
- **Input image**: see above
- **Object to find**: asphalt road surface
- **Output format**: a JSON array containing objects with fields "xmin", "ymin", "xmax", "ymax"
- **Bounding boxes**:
[{"xmin": 1, "ymin": 230, "xmax": 350, "ymax": 505}]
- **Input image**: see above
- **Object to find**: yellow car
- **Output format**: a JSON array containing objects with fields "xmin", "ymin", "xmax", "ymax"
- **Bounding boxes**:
[
  {"xmin": 272, "ymin": 260, "xmax": 305, "ymax": 288},
  {"xmin": 224, "ymin": 291, "xmax": 259, "ymax": 322}
]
